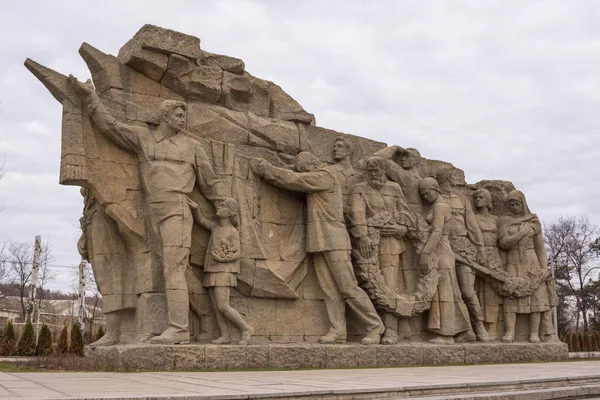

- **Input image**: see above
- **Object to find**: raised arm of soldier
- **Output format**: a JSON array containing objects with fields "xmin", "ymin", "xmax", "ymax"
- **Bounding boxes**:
[
  {"xmin": 372, "ymin": 146, "xmax": 421, "ymax": 185},
  {"xmin": 69, "ymin": 75, "xmax": 146, "ymax": 153},
  {"xmin": 250, "ymin": 152, "xmax": 334, "ymax": 193}
]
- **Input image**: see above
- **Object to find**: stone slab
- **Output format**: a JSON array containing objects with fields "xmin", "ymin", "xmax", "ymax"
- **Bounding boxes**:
[
  {"xmin": 5, "ymin": 360, "xmax": 600, "ymax": 400},
  {"xmin": 86, "ymin": 341, "xmax": 567, "ymax": 371}
]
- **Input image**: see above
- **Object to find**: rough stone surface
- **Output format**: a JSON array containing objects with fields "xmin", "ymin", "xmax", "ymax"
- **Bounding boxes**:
[
  {"xmin": 122, "ymin": 24, "xmax": 201, "ymax": 61},
  {"xmin": 269, "ymin": 344, "xmax": 327, "ymax": 369},
  {"xmin": 201, "ymin": 50, "xmax": 245, "ymax": 74},
  {"xmin": 28, "ymin": 25, "xmax": 561, "ymax": 366},
  {"xmin": 119, "ymin": 46, "xmax": 168, "ymax": 82},
  {"xmin": 86, "ymin": 342, "xmax": 568, "ymax": 370},
  {"xmin": 162, "ymin": 54, "xmax": 222, "ymax": 102}
]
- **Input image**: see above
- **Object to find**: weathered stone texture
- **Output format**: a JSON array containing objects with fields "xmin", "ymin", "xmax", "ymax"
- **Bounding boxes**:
[
  {"xmin": 86, "ymin": 342, "xmax": 568, "ymax": 370},
  {"xmin": 201, "ymin": 50, "xmax": 245, "ymax": 75}
]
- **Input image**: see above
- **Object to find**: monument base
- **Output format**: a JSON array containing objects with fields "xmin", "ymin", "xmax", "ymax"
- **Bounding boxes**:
[{"xmin": 85, "ymin": 341, "xmax": 568, "ymax": 371}]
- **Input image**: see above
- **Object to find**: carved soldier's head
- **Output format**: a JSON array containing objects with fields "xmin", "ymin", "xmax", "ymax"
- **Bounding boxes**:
[
  {"xmin": 332, "ymin": 138, "xmax": 352, "ymax": 162},
  {"xmin": 400, "ymin": 148, "xmax": 421, "ymax": 169},
  {"xmin": 159, "ymin": 100, "xmax": 187, "ymax": 133},
  {"xmin": 365, "ymin": 157, "xmax": 387, "ymax": 190},
  {"xmin": 295, "ymin": 151, "xmax": 322, "ymax": 173},
  {"xmin": 436, "ymin": 166, "xmax": 466, "ymax": 188}
]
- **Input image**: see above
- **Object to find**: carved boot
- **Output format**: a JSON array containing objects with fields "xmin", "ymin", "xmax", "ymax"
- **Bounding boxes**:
[
  {"xmin": 529, "ymin": 312, "xmax": 542, "ymax": 343},
  {"xmin": 381, "ymin": 314, "xmax": 399, "ymax": 345},
  {"xmin": 474, "ymin": 321, "xmax": 490, "ymax": 342},
  {"xmin": 318, "ymin": 331, "xmax": 346, "ymax": 344},
  {"xmin": 455, "ymin": 329, "xmax": 476, "ymax": 343},
  {"xmin": 502, "ymin": 311, "xmax": 516, "ymax": 343},
  {"xmin": 212, "ymin": 336, "xmax": 231, "ymax": 344},
  {"xmin": 361, "ymin": 323, "xmax": 385, "ymax": 345},
  {"xmin": 238, "ymin": 326, "xmax": 255, "ymax": 345},
  {"xmin": 150, "ymin": 289, "xmax": 190, "ymax": 345},
  {"xmin": 429, "ymin": 334, "xmax": 454, "ymax": 345},
  {"xmin": 90, "ymin": 311, "xmax": 119, "ymax": 347}
]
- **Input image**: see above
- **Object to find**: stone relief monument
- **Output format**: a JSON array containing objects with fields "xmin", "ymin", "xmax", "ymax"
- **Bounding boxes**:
[{"xmin": 26, "ymin": 24, "xmax": 566, "ymax": 368}]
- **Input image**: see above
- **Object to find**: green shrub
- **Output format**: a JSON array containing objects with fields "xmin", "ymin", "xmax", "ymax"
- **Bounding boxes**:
[
  {"xmin": 1, "ymin": 321, "xmax": 17, "ymax": 356},
  {"xmin": 564, "ymin": 331, "xmax": 571, "ymax": 349},
  {"xmin": 572, "ymin": 332, "xmax": 581, "ymax": 352},
  {"xmin": 586, "ymin": 333, "xmax": 594, "ymax": 352},
  {"xmin": 69, "ymin": 323, "xmax": 84, "ymax": 357},
  {"xmin": 36, "ymin": 324, "xmax": 53, "ymax": 356},
  {"xmin": 57, "ymin": 326, "xmax": 69, "ymax": 355},
  {"xmin": 17, "ymin": 318, "xmax": 36, "ymax": 356}
]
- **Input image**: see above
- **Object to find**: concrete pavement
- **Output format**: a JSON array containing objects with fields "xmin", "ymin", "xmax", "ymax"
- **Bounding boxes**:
[{"xmin": 2, "ymin": 360, "xmax": 600, "ymax": 399}]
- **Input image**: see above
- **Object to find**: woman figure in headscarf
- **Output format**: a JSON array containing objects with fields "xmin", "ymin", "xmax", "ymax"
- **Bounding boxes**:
[
  {"xmin": 472, "ymin": 188, "xmax": 503, "ymax": 340},
  {"xmin": 498, "ymin": 190, "xmax": 550, "ymax": 343},
  {"xmin": 418, "ymin": 177, "xmax": 471, "ymax": 344}
]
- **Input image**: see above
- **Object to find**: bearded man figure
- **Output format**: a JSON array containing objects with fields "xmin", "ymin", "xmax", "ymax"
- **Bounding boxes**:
[{"xmin": 348, "ymin": 156, "xmax": 414, "ymax": 344}]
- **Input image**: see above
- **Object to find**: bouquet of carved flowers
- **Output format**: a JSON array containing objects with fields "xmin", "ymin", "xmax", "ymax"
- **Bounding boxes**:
[{"xmin": 212, "ymin": 237, "xmax": 236, "ymax": 262}]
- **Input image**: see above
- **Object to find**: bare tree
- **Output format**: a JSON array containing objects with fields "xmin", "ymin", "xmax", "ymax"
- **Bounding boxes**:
[
  {"xmin": 4, "ymin": 239, "xmax": 55, "ymax": 320},
  {"xmin": 544, "ymin": 216, "xmax": 600, "ymax": 332},
  {"xmin": 0, "ymin": 243, "xmax": 9, "ymax": 302},
  {"xmin": 35, "ymin": 240, "xmax": 57, "ymax": 324}
]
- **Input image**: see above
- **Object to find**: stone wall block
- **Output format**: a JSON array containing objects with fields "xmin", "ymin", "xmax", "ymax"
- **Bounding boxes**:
[
  {"xmin": 162, "ymin": 54, "xmax": 222, "ymax": 102},
  {"xmin": 268, "ymin": 344, "xmax": 326, "ymax": 369},
  {"xmin": 201, "ymin": 50, "xmax": 245, "ymax": 75},
  {"xmin": 120, "ymin": 24, "xmax": 201, "ymax": 61},
  {"xmin": 269, "ymin": 83, "xmax": 315, "ymax": 124}
]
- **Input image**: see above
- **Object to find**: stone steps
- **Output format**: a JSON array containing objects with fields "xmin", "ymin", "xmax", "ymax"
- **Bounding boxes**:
[
  {"xmin": 318, "ymin": 376, "xmax": 600, "ymax": 400},
  {"xmin": 410, "ymin": 385, "xmax": 600, "ymax": 400}
]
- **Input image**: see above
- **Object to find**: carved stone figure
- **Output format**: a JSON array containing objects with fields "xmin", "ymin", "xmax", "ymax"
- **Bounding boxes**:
[
  {"xmin": 436, "ymin": 167, "xmax": 489, "ymax": 342},
  {"xmin": 348, "ymin": 156, "xmax": 414, "ymax": 344},
  {"xmin": 70, "ymin": 77, "xmax": 228, "ymax": 345},
  {"xmin": 472, "ymin": 188, "xmax": 503, "ymax": 340},
  {"xmin": 498, "ymin": 190, "xmax": 550, "ymax": 343},
  {"xmin": 77, "ymin": 189, "xmax": 135, "ymax": 345},
  {"xmin": 26, "ymin": 25, "xmax": 566, "ymax": 362},
  {"xmin": 371, "ymin": 146, "xmax": 425, "ymax": 337},
  {"xmin": 418, "ymin": 177, "xmax": 471, "ymax": 344},
  {"xmin": 251, "ymin": 152, "xmax": 384, "ymax": 345},
  {"xmin": 373, "ymin": 146, "xmax": 423, "ymax": 215},
  {"xmin": 330, "ymin": 138, "xmax": 358, "ymax": 207},
  {"xmin": 194, "ymin": 198, "xmax": 254, "ymax": 344}
]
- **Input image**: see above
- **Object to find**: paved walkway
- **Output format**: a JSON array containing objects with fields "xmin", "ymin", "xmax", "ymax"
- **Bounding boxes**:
[{"xmin": 2, "ymin": 360, "xmax": 600, "ymax": 399}]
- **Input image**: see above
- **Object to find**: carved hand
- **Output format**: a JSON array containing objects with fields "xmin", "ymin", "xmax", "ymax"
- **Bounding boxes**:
[
  {"xmin": 68, "ymin": 74, "xmax": 95, "ymax": 98},
  {"xmin": 249, "ymin": 158, "xmax": 268, "ymax": 176},
  {"xmin": 476, "ymin": 250, "xmax": 485, "ymax": 266},
  {"xmin": 380, "ymin": 223, "xmax": 407, "ymax": 238},
  {"xmin": 358, "ymin": 236, "xmax": 373, "ymax": 258},
  {"xmin": 418, "ymin": 252, "xmax": 431, "ymax": 275}
]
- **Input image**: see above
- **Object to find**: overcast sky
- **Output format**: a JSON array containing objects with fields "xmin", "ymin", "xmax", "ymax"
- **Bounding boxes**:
[{"xmin": 2, "ymin": 0, "xmax": 600, "ymax": 292}]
